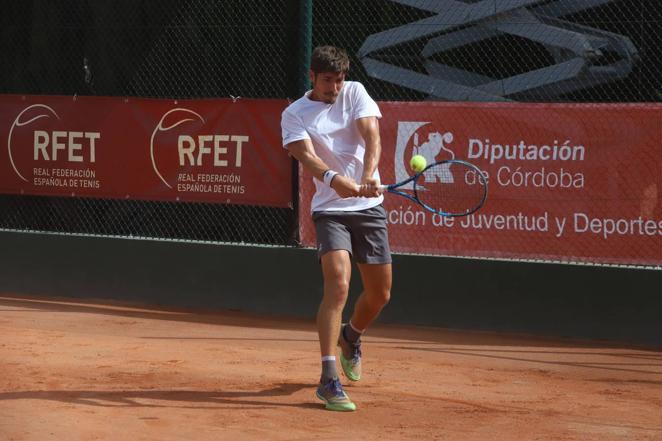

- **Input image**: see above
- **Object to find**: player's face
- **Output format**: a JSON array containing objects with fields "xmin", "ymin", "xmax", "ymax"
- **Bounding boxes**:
[{"xmin": 309, "ymin": 71, "xmax": 345, "ymax": 104}]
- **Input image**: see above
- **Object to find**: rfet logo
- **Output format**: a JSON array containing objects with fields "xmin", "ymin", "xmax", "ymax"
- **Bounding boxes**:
[
  {"xmin": 150, "ymin": 107, "xmax": 249, "ymax": 189},
  {"xmin": 394, "ymin": 121, "xmax": 455, "ymax": 188},
  {"xmin": 7, "ymin": 104, "xmax": 101, "ymax": 182}
]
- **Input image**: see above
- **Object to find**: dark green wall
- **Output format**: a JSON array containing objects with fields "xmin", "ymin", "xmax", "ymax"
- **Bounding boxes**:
[{"xmin": 0, "ymin": 231, "xmax": 659, "ymax": 347}]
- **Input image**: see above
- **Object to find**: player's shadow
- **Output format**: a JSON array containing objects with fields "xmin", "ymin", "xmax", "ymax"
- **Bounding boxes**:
[{"xmin": 0, "ymin": 383, "xmax": 320, "ymax": 409}]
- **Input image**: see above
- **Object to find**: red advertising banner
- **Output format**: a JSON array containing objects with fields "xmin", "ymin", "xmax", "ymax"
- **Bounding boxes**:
[
  {"xmin": 299, "ymin": 102, "xmax": 662, "ymax": 267},
  {"xmin": 0, "ymin": 95, "xmax": 291, "ymax": 207}
]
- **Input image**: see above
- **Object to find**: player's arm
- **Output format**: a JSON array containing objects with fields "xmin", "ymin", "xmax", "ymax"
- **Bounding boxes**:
[
  {"xmin": 356, "ymin": 116, "xmax": 382, "ymax": 197},
  {"xmin": 286, "ymin": 139, "xmax": 360, "ymax": 198}
]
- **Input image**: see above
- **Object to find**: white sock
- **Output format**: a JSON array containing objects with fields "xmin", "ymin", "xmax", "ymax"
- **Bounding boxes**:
[{"xmin": 321, "ymin": 355, "xmax": 337, "ymax": 381}]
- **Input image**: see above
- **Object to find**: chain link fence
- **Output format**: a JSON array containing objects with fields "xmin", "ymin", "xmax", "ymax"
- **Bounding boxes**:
[
  {"xmin": 1, "ymin": 0, "xmax": 661, "ymax": 263},
  {"xmin": 307, "ymin": 0, "xmax": 662, "ymax": 268},
  {"xmin": 1, "ymin": 0, "xmax": 298, "ymax": 99},
  {"xmin": 0, "ymin": 0, "xmax": 299, "ymax": 245},
  {"xmin": 314, "ymin": 0, "xmax": 662, "ymax": 102},
  {"xmin": 0, "ymin": 194, "xmax": 293, "ymax": 245}
]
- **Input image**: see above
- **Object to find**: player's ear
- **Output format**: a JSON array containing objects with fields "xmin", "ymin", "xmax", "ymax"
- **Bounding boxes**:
[{"xmin": 309, "ymin": 70, "xmax": 315, "ymax": 85}]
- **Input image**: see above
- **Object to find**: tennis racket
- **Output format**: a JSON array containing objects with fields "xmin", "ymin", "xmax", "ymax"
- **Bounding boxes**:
[{"xmin": 379, "ymin": 159, "xmax": 487, "ymax": 217}]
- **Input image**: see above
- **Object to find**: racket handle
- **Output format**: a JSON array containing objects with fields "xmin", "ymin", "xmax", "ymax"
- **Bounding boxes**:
[{"xmin": 359, "ymin": 184, "xmax": 388, "ymax": 194}]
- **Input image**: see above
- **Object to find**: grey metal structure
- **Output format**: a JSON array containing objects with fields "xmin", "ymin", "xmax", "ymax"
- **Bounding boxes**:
[{"xmin": 359, "ymin": 0, "xmax": 639, "ymax": 101}]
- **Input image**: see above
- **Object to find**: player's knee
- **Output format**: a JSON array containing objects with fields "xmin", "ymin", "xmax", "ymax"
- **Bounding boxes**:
[
  {"xmin": 372, "ymin": 288, "xmax": 391, "ymax": 308},
  {"xmin": 326, "ymin": 292, "xmax": 349, "ymax": 311},
  {"xmin": 382, "ymin": 289, "xmax": 391, "ymax": 306},
  {"xmin": 324, "ymin": 280, "xmax": 350, "ymax": 308}
]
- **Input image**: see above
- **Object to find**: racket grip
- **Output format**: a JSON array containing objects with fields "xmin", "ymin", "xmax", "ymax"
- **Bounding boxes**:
[{"xmin": 359, "ymin": 183, "xmax": 388, "ymax": 195}]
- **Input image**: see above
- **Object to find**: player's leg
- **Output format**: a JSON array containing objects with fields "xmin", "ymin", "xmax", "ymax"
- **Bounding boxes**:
[
  {"xmin": 351, "ymin": 262, "xmax": 392, "ymax": 331},
  {"xmin": 318, "ymin": 249, "xmax": 351, "ymax": 366},
  {"xmin": 339, "ymin": 205, "xmax": 392, "ymax": 381},
  {"xmin": 348, "ymin": 204, "xmax": 392, "ymax": 331},
  {"xmin": 338, "ymin": 262, "xmax": 391, "ymax": 381},
  {"xmin": 312, "ymin": 212, "xmax": 356, "ymax": 411},
  {"xmin": 316, "ymin": 250, "xmax": 357, "ymax": 411}
]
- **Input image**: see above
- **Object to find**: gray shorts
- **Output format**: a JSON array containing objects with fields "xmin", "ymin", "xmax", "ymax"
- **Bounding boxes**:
[{"xmin": 312, "ymin": 205, "xmax": 392, "ymax": 264}]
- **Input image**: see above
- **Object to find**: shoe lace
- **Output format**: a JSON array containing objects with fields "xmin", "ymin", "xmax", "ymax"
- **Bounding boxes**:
[
  {"xmin": 325, "ymin": 378, "xmax": 346, "ymax": 398},
  {"xmin": 351, "ymin": 340, "xmax": 362, "ymax": 362},
  {"xmin": 341, "ymin": 327, "xmax": 362, "ymax": 363}
]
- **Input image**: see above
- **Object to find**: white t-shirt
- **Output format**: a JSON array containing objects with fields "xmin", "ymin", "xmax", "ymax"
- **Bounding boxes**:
[{"xmin": 281, "ymin": 81, "xmax": 384, "ymax": 212}]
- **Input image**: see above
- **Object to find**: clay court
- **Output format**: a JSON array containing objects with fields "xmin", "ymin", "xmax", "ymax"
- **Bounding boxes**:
[{"xmin": 1, "ymin": 294, "xmax": 660, "ymax": 441}]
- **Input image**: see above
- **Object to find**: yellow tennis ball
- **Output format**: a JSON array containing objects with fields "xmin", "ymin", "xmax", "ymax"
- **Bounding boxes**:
[{"xmin": 410, "ymin": 154, "xmax": 427, "ymax": 172}]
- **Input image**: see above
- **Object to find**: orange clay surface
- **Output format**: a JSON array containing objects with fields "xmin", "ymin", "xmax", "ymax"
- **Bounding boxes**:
[{"xmin": 1, "ymin": 294, "xmax": 661, "ymax": 441}]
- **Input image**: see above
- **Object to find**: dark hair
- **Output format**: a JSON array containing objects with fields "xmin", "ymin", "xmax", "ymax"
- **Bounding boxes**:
[{"xmin": 310, "ymin": 46, "xmax": 350, "ymax": 74}]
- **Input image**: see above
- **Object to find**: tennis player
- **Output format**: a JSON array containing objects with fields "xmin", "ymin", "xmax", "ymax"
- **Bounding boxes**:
[{"xmin": 281, "ymin": 45, "xmax": 392, "ymax": 411}]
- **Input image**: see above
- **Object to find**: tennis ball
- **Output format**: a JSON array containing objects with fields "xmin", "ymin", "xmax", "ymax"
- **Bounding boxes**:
[{"xmin": 410, "ymin": 154, "xmax": 427, "ymax": 173}]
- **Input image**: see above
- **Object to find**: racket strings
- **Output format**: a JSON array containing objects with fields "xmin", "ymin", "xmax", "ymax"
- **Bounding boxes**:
[{"xmin": 414, "ymin": 163, "xmax": 486, "ymax": 215}]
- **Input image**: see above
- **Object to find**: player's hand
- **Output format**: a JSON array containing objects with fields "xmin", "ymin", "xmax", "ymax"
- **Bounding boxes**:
[
  {"xmin": 359, "ymin": 177, "xmax": 381, "ymax": 198},
  {"xmin": 330, "ymin": 175, "xmax": 361, "ymax": 198}
]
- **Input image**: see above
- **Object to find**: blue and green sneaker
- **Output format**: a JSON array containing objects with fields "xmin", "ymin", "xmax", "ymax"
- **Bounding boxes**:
[
  {"xmin": 338, "ymin": 324, "xmax": 362, "ymax": 382},
  {"xmin": 316, "ymin": 377, "xmax": 356, "ymax": 412}
]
